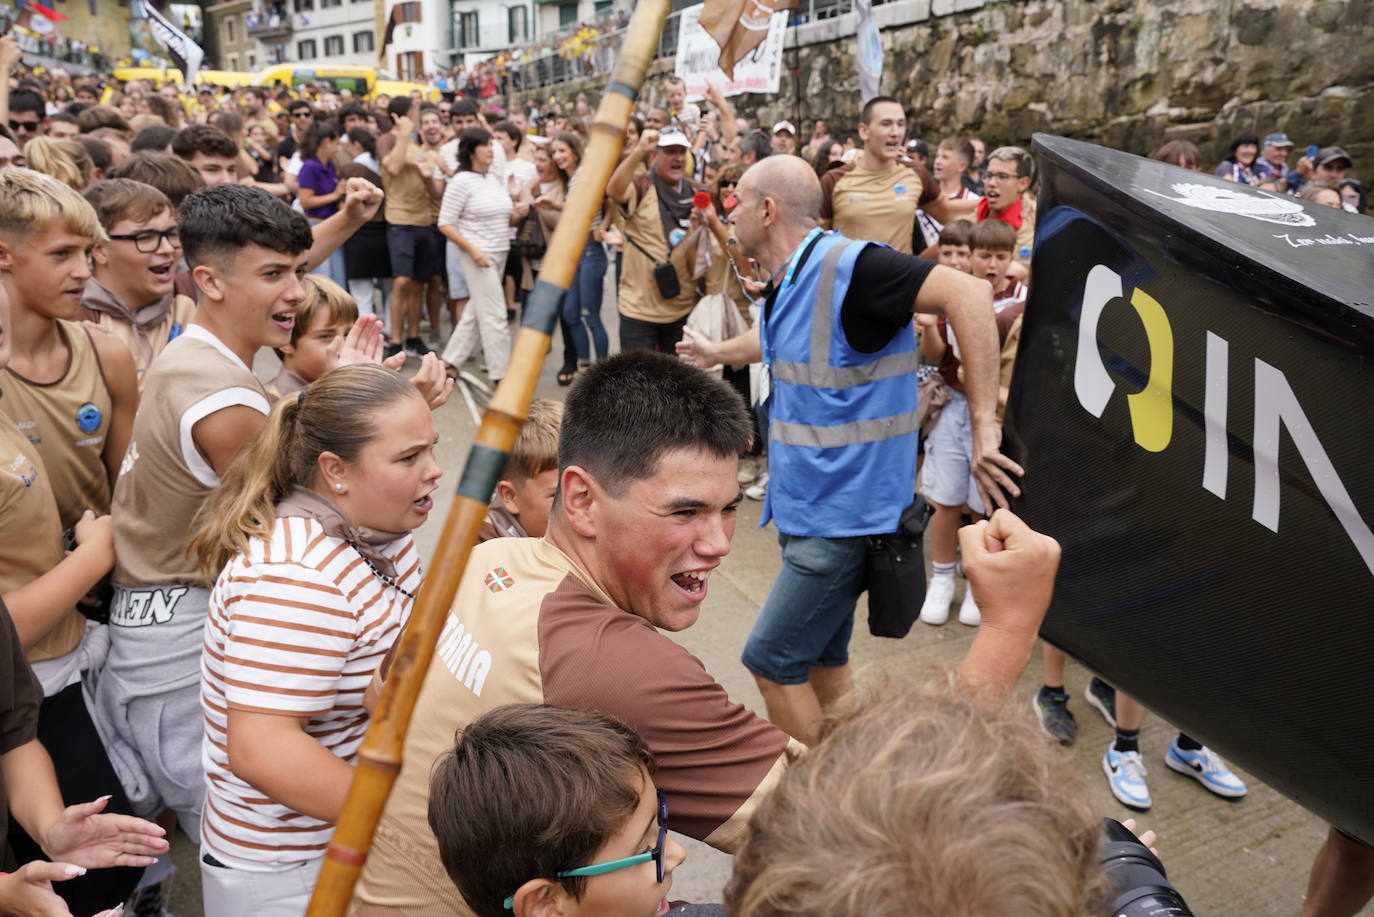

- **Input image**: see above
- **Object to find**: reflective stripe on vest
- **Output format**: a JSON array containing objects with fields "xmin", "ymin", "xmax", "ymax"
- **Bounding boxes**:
[{"xmin": 771, "ymin": 242, "xmax": 921, "ymax": 391}]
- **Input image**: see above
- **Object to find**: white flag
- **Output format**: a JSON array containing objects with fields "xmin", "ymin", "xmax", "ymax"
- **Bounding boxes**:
[
  {"xmin": 855, "ymin": 0, "xmax": 882, "ymax": 103},
  {"xmin": 142, "ymin": 1, "xmax": 204, "ymax": 86}
]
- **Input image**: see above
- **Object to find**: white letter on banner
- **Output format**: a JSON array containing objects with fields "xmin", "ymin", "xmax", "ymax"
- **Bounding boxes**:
[
  {"xmin": 1252, "ymin": 359, "xmax": 1374, "ymax": 578},
  {"xmin": 1074, "ymin": 264, "xmax": 1124, "ymax": 419},
  {"xmin": 1202, "ymin": 332, "xmax": 1228, "ymax": 499}
]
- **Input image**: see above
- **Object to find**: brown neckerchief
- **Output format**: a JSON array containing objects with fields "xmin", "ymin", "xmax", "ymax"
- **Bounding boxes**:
[{"xmin": 275, "ymin": 487, "xmax": 404, "ymax": 578}]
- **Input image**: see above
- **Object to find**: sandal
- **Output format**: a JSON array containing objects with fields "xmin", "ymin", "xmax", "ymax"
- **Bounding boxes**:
[{"xmin": 557, "ymin": 367, "xmax": 576, "ymax": 386}]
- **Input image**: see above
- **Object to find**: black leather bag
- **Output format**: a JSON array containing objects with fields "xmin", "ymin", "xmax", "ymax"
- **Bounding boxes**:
[
  {"xmin": 864, "ymin": 495, "xmax": 933, "ymax": 639},
  {"xmin": 512, "ymin": 211, "xmax": 546, "ymax": 260},
  {"xmin": 626, "ymin": 233, "xmax": 682, "ymax": 300}
]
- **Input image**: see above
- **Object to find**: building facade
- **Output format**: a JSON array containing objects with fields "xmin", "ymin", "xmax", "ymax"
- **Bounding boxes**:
[
  {"xmin": 448, "ymin": 0, "xmax": 536, "ymax": 65},
  {"xmin": 206, "ymin": 0, "xmax": 258, "ymax": 71},
  {"xmin": 290, "ymin": 0, "xmax": 381, "ymax": 67}
]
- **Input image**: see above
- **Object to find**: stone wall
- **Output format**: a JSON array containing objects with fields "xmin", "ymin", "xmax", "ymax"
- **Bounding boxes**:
[{"xmin": 505, "ymin": 0, "xmax": 1374, "ymax": 186}]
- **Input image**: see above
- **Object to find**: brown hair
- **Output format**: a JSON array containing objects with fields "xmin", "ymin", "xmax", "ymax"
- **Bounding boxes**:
[
  {"xmin": 506, "ymin": 399, "xmax": 563, "ymax": 485},
  {"xmin": 83, "ymin": 178, "xmax": 173, "ymax": 230},
  {"xmin": 1298, "ymin": 181, "xmax": 1340, "ymax": 203},
  {"xmin": 189, "ymin": 364, "xmax": 419, "ymax": 577},
  {"xmin": 76, "ymin": 105, "xmax": 132, "ymax": 136},
  {"xmin": 938, "ymin": 218, "xmax": 973, "ymax": 248},
  {"xmin": 108, "ymin": 152, "xmax": 204, "ymax": 209},
  {"xmin": 1153, "ymin": 139, "xmax": 1200, "ymax": 170},
  {"xmin": 272, "ymin": 274, "xmax": 360, "ymax": 359},
  {"xmin": 428, "ymin": 704, "xmax": 656, "ymax": 917},
  {"xmin": 24, "ymin": 137, "xmax": 94, "ymax": 190},
  {"xmin": 144, "ymin": 93, "xmax": 183, "ymax": 128},
  {"xmin": 969, "ymin": 218, "xmax": 1017, "ymax": 253},
  {"xmin": 724, "ymin": 678, "xmax": 1107, "ymax": 917},
  {"xmin": 938, "ymin": 136, "xmax": 975, "ymax": 167}
]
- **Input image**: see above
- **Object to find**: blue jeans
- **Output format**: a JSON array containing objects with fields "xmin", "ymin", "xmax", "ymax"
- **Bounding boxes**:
[
  {"xmin": 741, "ymin": 532, "xmax": 867, "ymax": 684},
  {"xmin": 563, "ymin": 237, "xmax": 609, "ymax": 363}
]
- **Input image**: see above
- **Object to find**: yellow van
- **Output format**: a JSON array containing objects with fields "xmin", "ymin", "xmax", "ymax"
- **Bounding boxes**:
[
  {"xmin": 251, "ymin": 64, "xmax": 374, "ymax": 97},
  {"xmin": 250, "ymin": 65, "xmax": 441, "ymax": 102}
]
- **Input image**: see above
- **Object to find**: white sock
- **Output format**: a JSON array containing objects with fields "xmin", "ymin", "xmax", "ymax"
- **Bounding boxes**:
[{"xmin": 932, "ymin": 561, "xmax": 956, "ymax": 580}]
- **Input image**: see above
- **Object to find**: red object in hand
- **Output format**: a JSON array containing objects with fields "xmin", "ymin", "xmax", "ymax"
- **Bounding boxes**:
[{"xmin": 693, "ymin": 191, "xmax": 713, "ymax": 209}]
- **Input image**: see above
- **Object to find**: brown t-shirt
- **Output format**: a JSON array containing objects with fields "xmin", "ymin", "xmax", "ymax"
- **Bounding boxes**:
[
  {"xmin": 0, "ymin": 407, "xmax": 83, "ymax": 663},
  {"xmin": 0, "ymin": 320, "xmax": 113, "ymax": 530},
  {"xmin": 820, "ymin": 158, "xmax": 938, "ymax": 254},
  {"xmin": 617, "ymin": 174, "xmax": 702, "ymax": 324},
  {"xmin": 112, "ymin": 326, "xmax": 270, "ymax": 587},
  {"xmin": 350, "ymin": 537, "xmax": 798, "ymax": 917},
  {"xmin": 0, "ymin": 597, "xmax": 41, "ymax": 867},
  {"xmin": 377, "ymin": 133, "xmax": 440, "ymax": 227}
]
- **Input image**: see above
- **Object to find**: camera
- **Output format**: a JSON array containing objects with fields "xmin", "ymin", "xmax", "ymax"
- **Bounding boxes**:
[{"xmin": 1100, "ymin": 818, "xmax": 1194, "ymax": 916}]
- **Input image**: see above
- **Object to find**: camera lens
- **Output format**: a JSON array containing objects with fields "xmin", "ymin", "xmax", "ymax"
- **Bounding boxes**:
[{"xmin": 1099, "ymin": 818, "xmax": 1194, "ymax": 917}]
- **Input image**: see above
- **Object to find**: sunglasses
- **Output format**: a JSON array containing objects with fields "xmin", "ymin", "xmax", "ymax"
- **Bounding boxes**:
[
  {"xmin": 9, "ymin": 119, "xmax": 39, "ymax": 133},
  {"xmin": 503, "ymin": 790, "xmax": 668, "ymax": 909}
]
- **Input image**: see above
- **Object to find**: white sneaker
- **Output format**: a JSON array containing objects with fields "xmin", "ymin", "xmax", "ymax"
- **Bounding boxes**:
[
  {"xmin": 744, "ymin": 472, "xmax": 768, "ymax": 501},
  {"xmin": 957, "ymin": 586, "xmax": 981, "ymax": 626},
  {"xmin": 919, "ymin": 575, "xmax": 955, "ymax": 625},
  {"xmin": 737, "ymin": 456, "xmax": 758, "ymax": 485}
]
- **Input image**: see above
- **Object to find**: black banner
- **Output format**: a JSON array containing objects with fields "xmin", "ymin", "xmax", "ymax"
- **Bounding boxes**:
[{"xmin": 1006, "ymin": 134, "xmax": 1374, "ymax": 844}]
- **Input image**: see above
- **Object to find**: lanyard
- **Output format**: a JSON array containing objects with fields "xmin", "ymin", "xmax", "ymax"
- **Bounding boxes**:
[{"xmin": 760, "ymin": 226, "xmax": 826, "ymax": 366}]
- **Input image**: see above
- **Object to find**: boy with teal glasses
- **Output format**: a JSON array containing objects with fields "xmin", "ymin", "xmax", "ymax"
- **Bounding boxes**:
[{"xmin": 428, "ymin": 704, "xmax": 723, "ymax": 917}]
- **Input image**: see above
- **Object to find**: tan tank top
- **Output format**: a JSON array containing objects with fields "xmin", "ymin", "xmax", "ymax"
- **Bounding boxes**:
[
  {"xmin": 0, "ymin": 320, "xmax": 113, "ymax": 531},
  {"xmin": 112, "ymin": 327, "xmax": 270, "ymax": 587},
  {"xmin": 0, "ymin": 408, "xmax": 85, "ymax": 663}
]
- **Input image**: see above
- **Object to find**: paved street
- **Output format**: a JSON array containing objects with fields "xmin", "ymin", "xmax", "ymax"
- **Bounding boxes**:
[{"xmin": 159, "ymin": 321, "xmax": 1364, "ymax": 917}]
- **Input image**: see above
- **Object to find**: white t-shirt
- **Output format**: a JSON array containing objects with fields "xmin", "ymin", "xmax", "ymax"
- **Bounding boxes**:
[{"xmin": 439, "ymin": 170, "xmax": 514, "ymax": 255}]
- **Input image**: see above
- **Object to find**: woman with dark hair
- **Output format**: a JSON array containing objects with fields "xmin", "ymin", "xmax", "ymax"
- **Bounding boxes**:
[
  {"xmin": 340, "ymin": 126, "xmax": 392, "ymax": 322},
  {"xmin": 813, "ymin": 138, "xmax": 845, "ymax": 179},
  {"xmin": 297, "ymin": 118, "xmax": 347, "ymax": 284},
  {"xmin": 551, "ymin": 131, "xmax": 610, "ymax": 376},
  {"xmin": 1339, "ymin": 178, "xmax": 1366, "ymax": 214},
  {"xmin": 439, "ymin": 127, "xmax": 527, "ymax": 385},
  {"xmin": 1215, "ymin": 131, "xmax": 1261, "ymax": 185}
]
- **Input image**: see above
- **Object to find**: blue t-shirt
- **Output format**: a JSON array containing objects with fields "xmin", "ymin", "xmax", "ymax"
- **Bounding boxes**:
[{"xmin": 297, "ymin": 158, "xmax": 339, "ymax": 218}]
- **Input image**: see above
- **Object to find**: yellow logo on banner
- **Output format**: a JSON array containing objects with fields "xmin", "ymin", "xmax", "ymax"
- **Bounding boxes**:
[{"xmin": 1073, "ymin": 265, "xmax": 1174, "ymax": 452}]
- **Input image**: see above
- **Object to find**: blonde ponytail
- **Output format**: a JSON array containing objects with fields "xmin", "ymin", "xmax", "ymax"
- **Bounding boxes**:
[{"xmin": 189, "ymin": 363, "xmax": 419, "ymax": 579}]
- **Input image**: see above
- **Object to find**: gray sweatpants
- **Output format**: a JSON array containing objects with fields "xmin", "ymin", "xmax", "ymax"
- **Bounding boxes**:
[{"xmin": 92, "ymin": 584, "xmax": 212, "ymax": 839}]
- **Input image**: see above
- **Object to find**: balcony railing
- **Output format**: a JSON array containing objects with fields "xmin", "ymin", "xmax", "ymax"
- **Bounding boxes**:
[{"xmin": 246, "ymin": 7, "xmax": 294, "ymax": 42}]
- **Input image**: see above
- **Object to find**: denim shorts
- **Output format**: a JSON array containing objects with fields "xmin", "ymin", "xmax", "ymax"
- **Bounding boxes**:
[
  {"xmin": 741, "ymin": 532, "xmax": 867, "ymax": 684},
  {"xmin": 919, "ymin": 388, "xmax": 985, "ymax": 514}
]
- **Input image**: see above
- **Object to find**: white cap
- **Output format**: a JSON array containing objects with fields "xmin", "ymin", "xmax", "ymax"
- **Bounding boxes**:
[
  {"xmin": 772, "ymin": 120, "xmax": 796, "ymax": 135},
  {"xmin": 657, "ymin": 127, "xmax": 691, "ymax": 148}
]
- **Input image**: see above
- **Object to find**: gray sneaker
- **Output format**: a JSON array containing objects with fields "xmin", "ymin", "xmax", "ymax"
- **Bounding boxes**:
[{"xmin": 1033, "ymin": 686, "xmax": 1078, "ymax": 746}]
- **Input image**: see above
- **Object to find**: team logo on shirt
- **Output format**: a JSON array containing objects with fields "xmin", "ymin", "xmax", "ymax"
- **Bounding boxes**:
[
  {"xmin": 894, "ymin": 183, "xmax": 907, "ymax": 196},
  {"xmin": 169, "ymin": 322, "xmax": 183, "ymax": 341},
  {"xmin": 76, "ymin": 403, "xmax": 103, "ymax": 434},
  {"xmin": 484, "ymin": 567, "xmax": 515, "ymax": 593}
]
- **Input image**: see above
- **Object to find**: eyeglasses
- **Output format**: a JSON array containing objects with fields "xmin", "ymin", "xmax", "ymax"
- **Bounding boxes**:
[
  {"xmin": 985, "ymin": 170, "xmax": 1021, "ymax": 182},
  {"xmin": 502, "ymin": 790, "xmax": 668, "ymax": 910},
  {"xmin": 107, "ymin": 227, "xmax": 181, "ymax": 253},
  {"xmin": 8, "ymin": 119, "xmax": 39, "ymax": 133},
  {"xmin": 293, "ymin": 110, "xmax": 314, "ymax": 119}
]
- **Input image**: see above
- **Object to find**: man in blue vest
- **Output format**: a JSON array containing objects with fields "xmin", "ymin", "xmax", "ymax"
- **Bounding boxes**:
[{"xmin": 678, "ymin": 155, "xmax": 1022, "ymax": 743}]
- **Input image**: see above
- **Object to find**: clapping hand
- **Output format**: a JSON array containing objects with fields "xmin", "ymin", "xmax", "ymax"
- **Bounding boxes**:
[
  {"xmin": 0, "ymin": 859, "xmax": 127, "ymax": 917},
  {"xmin": 411, "ymin": 353, "xmax": 454, "ymax": 409}
]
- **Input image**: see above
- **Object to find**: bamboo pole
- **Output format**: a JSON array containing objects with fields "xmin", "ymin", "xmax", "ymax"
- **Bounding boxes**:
[{"xmin": 304, "ymin": 4, "xmax": 670, "ymax": 914}]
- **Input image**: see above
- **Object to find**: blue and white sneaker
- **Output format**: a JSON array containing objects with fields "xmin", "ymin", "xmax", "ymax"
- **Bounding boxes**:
[
  {"xmin": 1103, "ymin": 745, "xmax": 1152, "ymax": 810},
  {"xmin": 1165, "ymin": 739, "xmax": 1248, "ymax": 798}
]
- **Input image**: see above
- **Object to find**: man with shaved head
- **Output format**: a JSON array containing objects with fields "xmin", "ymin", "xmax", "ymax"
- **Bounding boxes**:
[{"xmin": 678, "ymin": 154, "xmax": 1024, "ymax": 744}]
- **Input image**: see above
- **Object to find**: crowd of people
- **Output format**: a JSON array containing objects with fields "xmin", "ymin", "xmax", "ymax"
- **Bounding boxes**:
[{"xmin": 0, "ymin": 28, "xmax": 1370, "ymax": 917}]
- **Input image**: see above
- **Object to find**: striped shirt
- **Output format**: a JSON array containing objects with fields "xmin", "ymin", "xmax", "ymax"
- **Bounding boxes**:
[
  {"xmin": 438, "ymin": 170, "xmax": 513, "ymax": 255},
  {"xmin": 200, "ymin": 515, "xmax": 420, "ymax": 871}
]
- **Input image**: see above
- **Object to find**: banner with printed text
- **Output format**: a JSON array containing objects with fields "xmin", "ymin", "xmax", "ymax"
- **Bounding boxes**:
[
  {"xmin": 1006, "ymin": 134, "xmax": 1374, "ymax": 844},
  {"xmin": 674, "ymin": 2, "xmax": 788, "ymax": 100}
]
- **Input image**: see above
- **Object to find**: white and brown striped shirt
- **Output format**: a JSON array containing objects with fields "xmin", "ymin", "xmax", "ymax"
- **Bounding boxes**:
[{"xmin": 200, "ymin": 514, "xmax": 420, "ymax": 870}]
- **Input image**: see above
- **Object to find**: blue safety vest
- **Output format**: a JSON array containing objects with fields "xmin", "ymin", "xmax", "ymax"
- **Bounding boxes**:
[{"xmin": 760, "ymin": 232, "xmax": 919, "ymax": 538}]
